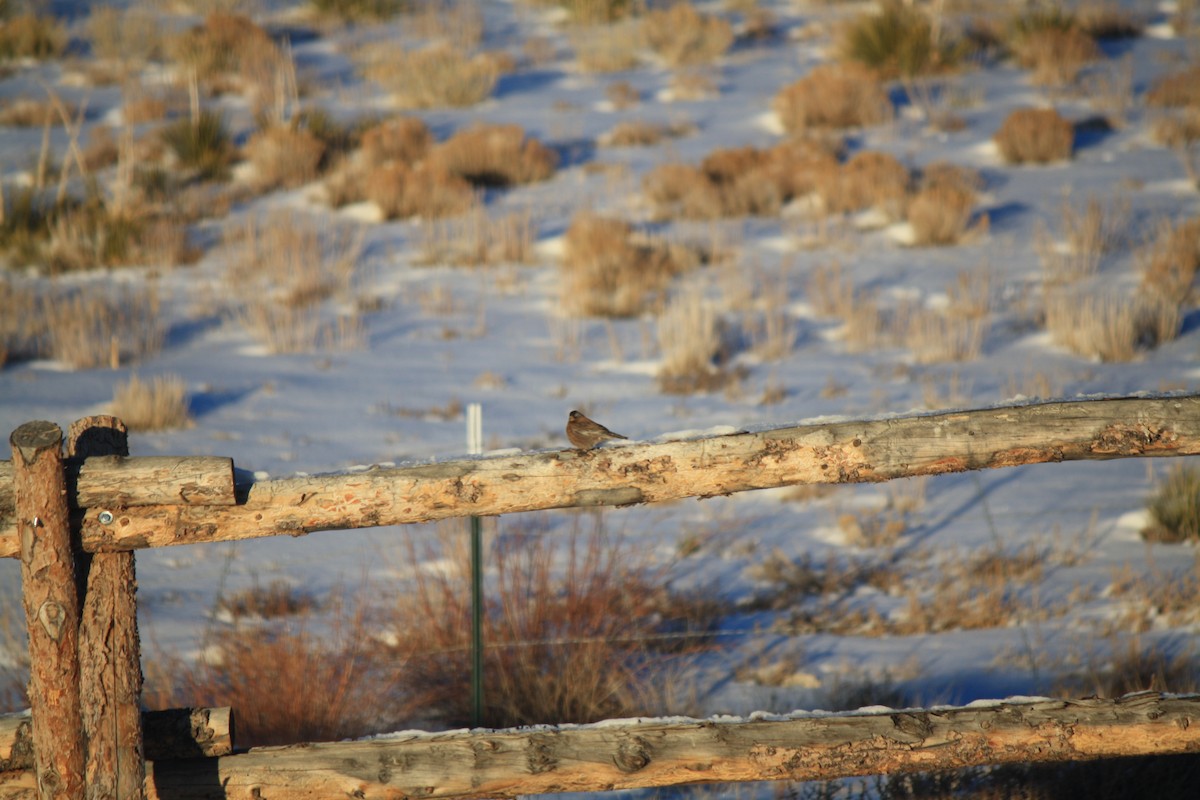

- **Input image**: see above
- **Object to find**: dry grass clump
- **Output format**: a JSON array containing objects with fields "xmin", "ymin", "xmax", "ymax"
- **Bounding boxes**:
[
  {"xmin": 1076, "ymin": 4, "xmax": 1144, "ymax": 40},
  {"xmin": 605, "ymin": 81, "xmax": 640, "ymax": 109},
  {"xmin": 600, "ymin": 119, "xmax": 694, "ymax": 147},
  {"xmin": 360, "ymin": 116, "xmax": 432, "ymax": 166},
  {"xmin": 1037, "ymin": 193, "xmax": 1130, "ymax": 286},
  {"xmin": 643, "ymin": 140, "xmax": 839, "ymax": 220},
  {"xmin": 657, "ymin": 285, "xmax": 734, "ymax": 394},
  {"xmin": 1044, "ymin": 289, "xmax": 1179, "ymax": 362},
  {"xmin": 243, "ymin": 124, "xmax": 326, "ymax": 191},
  {"xmin": 773, "ymin": 63, "xmax": 893, "ymax": 134},
  {"xmin": 429, "ymin": 124, "xmax": 558, "ymax": 188},
  {"xmin": 360, "ymin": 43, "xmax": 499, "ymax": 108},
  {"xmin": 0, "ymin": 11, "xmax": 66, "ymax": 61},
  {"xmin": 417, "ymin": 203, "xmax": 536, "ymax": 266},
  {"xmin": 1139, "ymin": 216, "xmax": 1200, "ymax": 305},
  {"xmin": 906, "ymin": 163, "xmax": 983, "ymax": 246},
  {"xmin": 1006, "ymin": 8, "xmax": 1100, "ymax": 87},
  {"xmin": 818, "ymin": 150, "xmax": 910, "ymax": 219},
  {"xmin": 641, "ymin": 3, "xmax": 733, "ymax": 67},
  {"xmin": 217, "ymin": 580, "xmax": 320, "ymax": 621},
  {"xmin": 1145, "ymin": 65, "xmax": 1200, "ymax": 109},
  {"xmin": 168, "ymin": 11, "xmax": 281, "ymax": 96},
  {"xmin": 570, "ymin": 20, "xmax": 642, "ymax": 72},
  {"xmin": 0, "ymin": 97, "xmax": 60, "ymax": 127},
  {"xmin": 993, "ymin": 107, "xmax": 1073, "ymax": 164},
  {"xmin": 160, "ymin": 110, "xmax": 235, "ymax": 182},
  {"xmin": 1142, "ymin": 464, "xmax": 1200, "ymax": 543},
  {"xmin": 111, "ymin": 374, "xmax": 193, "ymax": 432},
  {"xmin": 226, "ymin": 211, "xmax": 366, "ymax": 353},
  {"xmin": 559, "ymin": 212, "xmax": 695, "ymax": 317},
  {"xmin": 42, "ymin": 287, "xmax": 164, "ymax": 370},
  {"xmin": 901, "ymin": 270, "xmax": 990, "ymax": 363},
  {"xmin": 365, "ymin": 163, "xmax": 476, "ymax": 220},
  {"xmin": 87, "ymin": 6, "xmax": 164, "ymax": 75},
  {"xmin": 838, "ymin": 0, "xmax": 963, "ymax": 79}
]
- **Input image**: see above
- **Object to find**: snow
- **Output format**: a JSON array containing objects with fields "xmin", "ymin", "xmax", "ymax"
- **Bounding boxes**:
[{"xmin": 1, "ymin": 0, "xmax": 1199, "ymax": 737}]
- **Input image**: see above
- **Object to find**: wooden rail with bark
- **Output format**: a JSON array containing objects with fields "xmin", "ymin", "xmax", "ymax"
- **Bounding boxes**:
[
  {"xmin": 3, "ymin": 693, "xmax": 1199, "ymax": 799},
  {"xmin": 2, "ymin": 395, "xmax": 1198, "ymax": 558}
]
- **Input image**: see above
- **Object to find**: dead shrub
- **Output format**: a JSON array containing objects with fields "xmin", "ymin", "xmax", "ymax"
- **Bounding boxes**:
[
  {"xmin": 364, "ymin": 162, "xmax": 476, "ymax": 220},
  {"xmin": 600, "ymin": 119, "xmax": 693, "ymax": 147},
  {"xmin": 244, "ymin": 125, "xmax": 325, "ymax": 191},
  {"xmin": 643, "ymin": 163, "xmax": 724, "ymax": 220},
  {"xmin": 145, "ymin": 594, "xmax": 398, "ymax": 747},
  {"xmin": 773, "ymin": 63, "xmax": 892, "ymax": 134},
  {"xmin": 993, "ymin": 107, "xmax": 1073, "ymax": 164},
  {"xmin": 559, "ymin": 212, "xmax": 693, "ymax": 317},
  {"xmin": 360, "ymin": 116, "xmax": 432, "ymax": 167},
  {"xmin": 605, "ymin": 81, "xmax": 640, "ymax": 109},
  {"xmin": 1044, "ymin": 289, "xmax": 1179, "ymax": 362},
  {"xmin": 1076, "ymin": 4, "xmax": 1144, "ymax": 39},
  {"xmin": 168, "ymin": 12, "xmax": 280, "ymax": 96},
  {"xmin": 0, "ymin": 12, "xmax": 66, "ymax": 61},
  {"xmin": 906, "ymin": 182, "xmax": 976, "ymax": 245},
  {"xmin": 1142, "ymin": 464, "xmax": 1200, "ymax": 544},
  {"xmin": 361, "ymin": 43, "xmax": 498, "ymax": 108},
  {"xmin": 1139, "ymin": 216, "xmax": 1200, "ymax": 305},
  {"xmin": 111, "ymin": 374, "xmax": 193, "ymax": 432},
  {"xmin": 1012, "ymin": 26, "xmax": 1099, "ymax": 86},
  {"xmin": 571, "ymin": 21, "xmax": 642, "ymax": 72},
  {"xmin": 818, "ymin": 150, "xmax": 910, "ymax": 219},
  {"xmin": 643, "ymin": 140, "xmax": 838, "ymax": 220},
  {"xmin": 379, "ymin": 518, "xmax": 706, "ymax": 728},
  {"xmin": 0, "ymin": 97, "xmax": 60, "ymax": 127},
  {"xmin": 429, "ymin": 124, "xmax": 558, "ymax": 188},
  {"xmin": 1146, "ymin": 66, "xmax": 1200, "ymax": 109},
  {"xmin": 217, "ymin": 580, "xmax": 320, "ymax": 621},
  {"xmin": 641, "ymin": 3, "xmax": 733, "ymax": 67}
]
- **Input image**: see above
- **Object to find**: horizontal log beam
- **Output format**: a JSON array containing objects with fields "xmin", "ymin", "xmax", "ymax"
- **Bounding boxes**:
[
  {"xmin": 0, "ymin": 707, "xmax": 233, "ymax": 771},
  {"xmin": 1, "ymin": 395, "xmax": 1197, "ymax": 557},
  {"xmin": 0, "ymin": 455, "xmax": 234, "ymax": 518},
  {"xmin": 2, "ymin": 694, "xmax": 1198, "ymax": 799}
]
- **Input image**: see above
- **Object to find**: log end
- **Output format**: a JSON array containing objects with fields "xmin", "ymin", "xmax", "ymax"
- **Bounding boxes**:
[{"xmin": 9, "ymin": 422, "xmax": 63, "ymax": 463}]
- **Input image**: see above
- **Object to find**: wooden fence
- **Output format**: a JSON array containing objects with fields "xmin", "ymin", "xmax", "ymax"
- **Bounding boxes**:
[{"xmin": 2, "ymin": 395, "xmax": 1200, "ymax": 799}]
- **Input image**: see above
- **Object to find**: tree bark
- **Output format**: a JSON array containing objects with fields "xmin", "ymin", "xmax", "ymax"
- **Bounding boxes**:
[
  {"xmin": 51, "ymin": 396, "xmax": 1200, "ymax": 553},
  {"xmin": 2, "ymin": 694, "xmax": 1198, "ymax": 800},
  {"xmin": 0, "ymin": 707, "xmax": 234, "ymax": 771},
  {"xmin": 69, "ymin": 416, "xmax": 146, "ymax": 800},
  {"xmin": 11, "ymin": 420, "xmax": 85, "ymax": 800}
]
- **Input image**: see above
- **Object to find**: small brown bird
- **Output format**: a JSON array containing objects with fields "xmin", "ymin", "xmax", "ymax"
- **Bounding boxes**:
[{"xmin": 566, "ymin": 410, "xmax": 628, "ymax": 450}]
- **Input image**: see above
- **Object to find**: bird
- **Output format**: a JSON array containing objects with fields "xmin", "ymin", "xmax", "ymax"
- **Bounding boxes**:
[{"xmin": 566, "ymin": 410, "xmax": 628, "ymax": 451}]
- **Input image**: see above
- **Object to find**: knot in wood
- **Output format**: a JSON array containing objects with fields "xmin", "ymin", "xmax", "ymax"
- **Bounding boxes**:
[
  {"xmin": 37, "ymin": 600, "xmax": 67, "ymax": 641},
  {"xmin": 614, "ymin": 737, "xmax": 651, "ymax": 773},
  {"xmin": 526, "ymin": 735, "xmax": 556, "ymax": 774}
]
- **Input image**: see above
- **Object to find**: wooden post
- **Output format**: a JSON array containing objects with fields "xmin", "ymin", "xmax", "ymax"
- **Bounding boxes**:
[
  {"xmin": 68, "ymin": 417, "xmax": 145, "ymax": 800},
  {"xmin": 11, "ymin": 421, "xmax": 85, "ymax": 800}
]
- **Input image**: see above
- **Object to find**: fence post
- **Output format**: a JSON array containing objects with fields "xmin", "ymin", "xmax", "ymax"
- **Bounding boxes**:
[
  {"xmin": 11, "ymin": 420, "xmax": 85, "ymax": 800},
  {"xmin": 69, "ymin": 416, "xmax": 145, "ymax": 800}
]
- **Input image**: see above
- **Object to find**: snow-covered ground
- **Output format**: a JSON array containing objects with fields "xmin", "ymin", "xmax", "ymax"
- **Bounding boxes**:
[{"xmin": 2, "ymin": 0, "xmax": 1200, "ymax": 728}]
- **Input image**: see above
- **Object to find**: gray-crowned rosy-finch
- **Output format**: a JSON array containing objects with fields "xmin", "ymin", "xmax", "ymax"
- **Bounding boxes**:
[{"xmin": 566, "ymin": 410, "xmax": 627, "ymax": 450}]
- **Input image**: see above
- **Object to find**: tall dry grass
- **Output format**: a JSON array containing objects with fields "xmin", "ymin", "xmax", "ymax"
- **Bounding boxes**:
[
  {"xmin": 376, "ymin": 518, "xmax": 710, "ymax": 729},
  {"xmin": 111, "ymin": 374, "xmax": 193, "ymax": 432},
  {"xmin": 656, "ymin": 284, "xmax": 728, "ymax": 393},
  {"xmin": 1044, "ymin": 289, "xmax": 1178, "ymax": 362},
  {"xmin": 360, "ymin": 43, "xmax": 499, "ymax": 108},
  {"xmin": 226, "ymin": 211, "xmax": 365, "ymax": 353}
]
